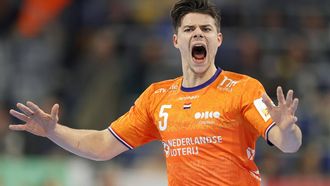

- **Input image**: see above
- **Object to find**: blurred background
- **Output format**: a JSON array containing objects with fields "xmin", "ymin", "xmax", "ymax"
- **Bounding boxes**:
[{"xmin": 0, "ymin": 0, "xmax": 329, "ymax": 185}]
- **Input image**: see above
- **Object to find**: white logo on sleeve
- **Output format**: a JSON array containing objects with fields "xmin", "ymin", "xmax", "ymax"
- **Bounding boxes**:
[{"xmin": 253, "ymin": 98, "xmax": 271, "ymax": 122}]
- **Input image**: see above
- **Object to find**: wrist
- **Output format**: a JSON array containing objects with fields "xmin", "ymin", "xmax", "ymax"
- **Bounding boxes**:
[{"xmin": 45, "ymin": 123, "xmax": 60, "ymax": 138}]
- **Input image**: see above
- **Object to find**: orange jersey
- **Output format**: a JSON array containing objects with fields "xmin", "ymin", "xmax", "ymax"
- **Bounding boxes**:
[{"xmin": 109, "ymin": 68, "xmax": 275, "ymax": 186}]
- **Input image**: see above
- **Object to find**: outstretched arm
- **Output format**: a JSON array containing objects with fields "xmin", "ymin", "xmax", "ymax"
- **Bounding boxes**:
[
  {"xmin": 9, "ymin": 101, "xmax": 128, "ymax": 161},
  {"xmin": 262, "ymin": 87, "xmax": 302, "ymax": 153}
]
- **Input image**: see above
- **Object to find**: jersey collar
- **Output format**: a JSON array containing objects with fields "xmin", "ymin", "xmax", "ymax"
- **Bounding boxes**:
[{"xmin": 181, "ymin": 68, "xmax": 222, "ymax": 92}]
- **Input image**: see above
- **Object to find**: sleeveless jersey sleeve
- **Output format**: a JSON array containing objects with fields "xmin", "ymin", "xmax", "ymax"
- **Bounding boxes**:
[
  {"xmin": 108, "ymin": 85, "xmax": 160, "ymax": 149},
  {"xmin": 241, "ymin": 78, "xmax": 275, "ymax": 141}
]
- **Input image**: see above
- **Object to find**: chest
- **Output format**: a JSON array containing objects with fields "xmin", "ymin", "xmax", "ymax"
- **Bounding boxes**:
[{"xmin": 153, "ymin": 91, "xmax": 242, "ymax": 138}]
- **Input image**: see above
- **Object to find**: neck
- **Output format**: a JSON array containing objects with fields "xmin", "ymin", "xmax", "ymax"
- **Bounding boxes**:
[{"xmin": 182, "ymin": 65, "xmax": 217, "ymax": 88}]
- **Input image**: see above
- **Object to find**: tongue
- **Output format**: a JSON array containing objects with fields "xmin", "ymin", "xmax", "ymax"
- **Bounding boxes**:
[{"xmin": 194, "ymin": 53, "xmax": 205, "ymax": 60}]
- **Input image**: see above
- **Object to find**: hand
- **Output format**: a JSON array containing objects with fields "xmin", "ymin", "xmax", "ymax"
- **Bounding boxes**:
[
  {"xmin": 9, "ymin": 101, "xmax": 59, "ymax": 137},
  {"xmin": 262, "ymin": 86, "xmax": 299, "ymax": 131}
]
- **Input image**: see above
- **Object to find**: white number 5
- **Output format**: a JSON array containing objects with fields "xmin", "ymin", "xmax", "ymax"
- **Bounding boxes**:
[{"xmin": 159, "ymin": 105, "xmax": 172, "ymax": 131}]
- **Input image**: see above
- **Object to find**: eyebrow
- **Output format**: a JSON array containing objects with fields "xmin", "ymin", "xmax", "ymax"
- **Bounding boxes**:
[{"xmin": 182, "ymin": 24, "xmax": 213, "ymax": 28}]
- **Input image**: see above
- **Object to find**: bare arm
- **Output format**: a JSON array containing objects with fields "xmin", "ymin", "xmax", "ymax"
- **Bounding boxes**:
[
  {"xmin": 262, "ymin": 87, "xmax": 302, "ymax": 153},
  {"xmin": 9, "ymin": 101, "xmax": 128, "ymax": 161}
]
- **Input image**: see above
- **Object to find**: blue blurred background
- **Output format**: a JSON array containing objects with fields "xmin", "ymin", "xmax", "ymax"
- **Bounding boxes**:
[{"xmin": 0, "ymin": 0, "xmax": 329, "ymax": 185}]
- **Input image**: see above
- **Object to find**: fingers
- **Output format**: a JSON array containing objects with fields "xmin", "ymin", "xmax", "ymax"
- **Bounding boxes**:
[
  {"xmin": 16, "ymin": 101, "xmax": 44, "ymax": 118},
  {"xmin": 13, "ymin": 101, "xmax": 58, "ymax": 119},
  {"xmin": 9, "ymin": 124, "xmax": 26, "ymax": 131},
  {"xmin": 286, "ymin": 90, "xmax": 294, "ymax": 106},
  {"xmin": 17, "ymin": 103, "xmax": 34, "ymax": 116},
  {"xmin": 9, "ymin": 109, "xmax": 30, "ymax": 122},
  {"xmin": 291, "ymin": 98, "xmax": 299, "ymax": 115},
  {"xmin": 26, "ymin": 101, "xmax": 43, "ymax": 115},
  {"xmin": 51, "ymin": 104, "xmax": 59, "ymax": 121},
  {"xmin": 277, "ymin": 86, "xmax": 285, "ymax": 106},
  {"xmin": 262, "ymin": 93, "xmax": 275, "ymax": 110},
  {"xmin": 277, "ymin": 87, "xmax": 297, "ymax": 106},
  {"xmin": 275, "ymin": 86, "xmax": 299, "ymax": 121}
]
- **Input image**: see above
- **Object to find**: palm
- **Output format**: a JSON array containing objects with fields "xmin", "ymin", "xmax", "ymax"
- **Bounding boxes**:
[
  {"xmin": 9, "ymin": 101, "xmax": 59, "ymax": 137},
  {"xmin": 262, "ymin": 87, "xmax": 299, "ymax": 131},
  {"xmin": 267, "ymin": 104, "xmax": 293, "ymax": 130},
  {"xmin": 25, "ymin": 115, "xmax": 55, "ymax": 137}
]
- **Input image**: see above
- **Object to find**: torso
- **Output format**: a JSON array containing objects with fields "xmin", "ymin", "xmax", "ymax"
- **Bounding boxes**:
[{"xmin": 150, "ymin": 70, "xmax": 261, "ymax": 185}]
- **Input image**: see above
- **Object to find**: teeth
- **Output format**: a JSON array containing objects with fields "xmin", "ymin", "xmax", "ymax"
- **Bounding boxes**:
[{"xmin": 194, "ymin": 44, "xmax": 204, "ymax": 47}]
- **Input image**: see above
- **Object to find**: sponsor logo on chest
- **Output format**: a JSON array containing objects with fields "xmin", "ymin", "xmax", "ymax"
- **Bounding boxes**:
[
  {"xmin": 194, "ymin": 111, "xmax": 221, "ymax": 119},
  {"xmin": 194, "ymin": 110, "xmax": 221, "ymax": 125}
]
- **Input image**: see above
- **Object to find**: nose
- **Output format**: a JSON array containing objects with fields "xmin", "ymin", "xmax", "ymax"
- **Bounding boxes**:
[
  {"xmin": 193, "ymin": 28, "xmax": 204, "ymax": 39},
  {"xmin": 193, "ymin": 34, "xmax": 204, "ymax": 38}
]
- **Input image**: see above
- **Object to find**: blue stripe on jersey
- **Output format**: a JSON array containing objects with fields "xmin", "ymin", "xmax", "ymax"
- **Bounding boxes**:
[
  {"xmin": 108, "ymin": 127, "xmax": 133, "ymax": 150},
  {"xmin": 181, "ymin": 67, "xmax": 222, "ymax": 92},
  {"xmin": 266, "ymin": 122, "xmax": 276, "ymax": 146}
]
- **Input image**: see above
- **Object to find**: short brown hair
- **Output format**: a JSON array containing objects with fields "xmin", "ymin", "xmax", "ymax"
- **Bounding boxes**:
[{"xmin": 170, "ymin": 0, "xmax": 221, "ymax": 33}]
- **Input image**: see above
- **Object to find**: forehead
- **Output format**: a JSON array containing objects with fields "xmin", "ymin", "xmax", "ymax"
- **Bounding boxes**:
[{"xmin": 180, "ymin": 12, "xmax": 216, "ymax": 27}]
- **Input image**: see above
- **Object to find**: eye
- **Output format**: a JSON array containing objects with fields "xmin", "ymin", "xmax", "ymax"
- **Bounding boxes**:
[
  {"xmin": 184, "ymin": 28, "xmax": 192, "ymax": 32},
  {"xmin": 202, "ymin": 27, "xmax": 212, "ymax": 32}
]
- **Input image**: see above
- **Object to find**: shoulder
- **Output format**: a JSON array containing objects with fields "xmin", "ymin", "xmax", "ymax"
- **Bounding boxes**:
[
  {"xmin": 143, "ymin": 77, "xmax": 181, "ymax": 96},
  {"xmin": 217, "ymin": 70, "xmax": 264, "ymax": 94},
  {"xmin": 136, "ymin": 77, "xmax": 181, "ymax": 110},
  {"xmin": 221, "ymin": 70, "xmax": 263, "ymax": 87}
]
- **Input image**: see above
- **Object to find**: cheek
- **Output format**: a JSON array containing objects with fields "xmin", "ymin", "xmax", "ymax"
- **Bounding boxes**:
[
  {"xmin": 209, "ymin": 39, "xmax": 220, "ymax": 51},
  {"xmin": 178, "ymin": 39, "xmax": 190, "ymax": 52}
]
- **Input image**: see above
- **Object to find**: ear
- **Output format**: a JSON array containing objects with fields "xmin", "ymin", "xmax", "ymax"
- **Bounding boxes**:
[
  {"xmin": 217, "ymin": 32, "xmax": 223, "ymax": 47},
  {"xmin": 173, "ymin": 34, "xmax": 179, "ymax": 48}
]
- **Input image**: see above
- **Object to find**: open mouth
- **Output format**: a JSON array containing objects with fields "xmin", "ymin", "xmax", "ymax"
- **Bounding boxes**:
[{"xmin": 192, "ymin": 45, "xmax": 207, "ymax": 62}]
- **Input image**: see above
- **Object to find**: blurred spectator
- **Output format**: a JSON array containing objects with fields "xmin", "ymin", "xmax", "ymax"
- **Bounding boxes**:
[
  {"xmin": 0, "ymin": 103, "xmax": 11, "ymax": 154},
  {"xmin": 16, "ymin": 0, "xmax": 71, "ymax": 38},
  {"xmin": 70, "ymin": 27, "xmax": 123, "ymax": 130},
  {"xmin": 235, "ymin": 32, "xmax": 262, "ymax": 79},
  {"xmin": 0, "ymin": 0, "xmax": 21, "ymax": 37},
  {"xmin": 276, "ymin": 34, "xmax": 308, "ymax": 90},
  {"xmin": 299, "ymin": 143, "xmax": 323, "ymax": 176}
]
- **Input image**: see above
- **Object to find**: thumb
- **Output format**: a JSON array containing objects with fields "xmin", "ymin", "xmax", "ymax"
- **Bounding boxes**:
[{"xmin": 51, "ymin": 104, "xmax": 59, "ymax": 121}]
